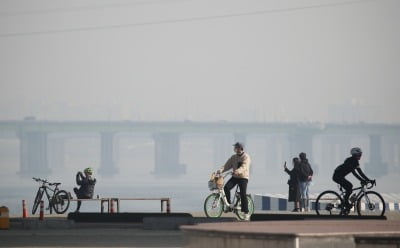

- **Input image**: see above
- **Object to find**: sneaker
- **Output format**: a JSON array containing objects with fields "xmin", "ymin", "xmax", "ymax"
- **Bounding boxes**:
[{"xmin": 244, "ymin": 213, "xmax": 251, "ymax": 221}]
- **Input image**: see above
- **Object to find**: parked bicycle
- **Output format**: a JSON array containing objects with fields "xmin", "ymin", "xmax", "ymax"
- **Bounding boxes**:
[
  {"xmin": 204, "ymin": 172, "xmax": 254, "ymax": 220},
  {"xmin": 32, "ymin": 177, "xmax": 70, "ymax": 214},
  {"xmin": 315, "ymin": 180, "xmax": 385, "ymax": 216}
]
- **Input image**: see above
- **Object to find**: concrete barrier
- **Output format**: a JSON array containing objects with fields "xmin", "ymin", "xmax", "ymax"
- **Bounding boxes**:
[
  {"xmin": 67, "ymin": 212, "xmax": 192, "ymax": 223},
  {"xmin": 254, "ymin": 194, "xmax": 400, "ymax": 212},
  {"xmin": 67, "ymin": 212, "xmax": 237, "ymax": 230},
  {"xmin": 253, "ymin": 194, "xmax": 295, "ymax": 211}
]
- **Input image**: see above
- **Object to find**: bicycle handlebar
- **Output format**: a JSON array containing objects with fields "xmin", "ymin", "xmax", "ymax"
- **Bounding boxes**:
[
  {"xmin": 32, "ymin": 177, "xmax": 60, "ymax": 186},
  {"xmin": 32, "ymin": 177, "xmax": 48, "ymax": 183},
  {"xmin": 215, "ymin": 171, "xmax": 232, "ymax": 179},
  {"xmin": 361, "ymin": 180, "xmax": 376, "ymax": 189}
]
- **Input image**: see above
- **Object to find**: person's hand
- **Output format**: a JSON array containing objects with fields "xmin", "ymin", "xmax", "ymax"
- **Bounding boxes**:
[{"xmin": 308, "ymin": 176, "xmax": 312, "ymax": 181}]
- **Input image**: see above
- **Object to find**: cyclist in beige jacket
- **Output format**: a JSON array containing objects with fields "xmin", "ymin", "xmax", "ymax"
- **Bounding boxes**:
[{"xmin": 218, "ymin": 142, "xmax": 251, "ymax": 220}]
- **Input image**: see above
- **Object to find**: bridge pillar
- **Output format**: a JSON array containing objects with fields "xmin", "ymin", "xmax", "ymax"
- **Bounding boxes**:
[
  {"xmin": 289, "ymin": 133, "xmax": 318, "ymax": 174},
  {"xmin": 320, "ymin": 135, "xmax": 351, "ymax": 176},
  {"xmin": 365, "ymin": 134, "xmax": 387, "ymax": 177},
  {"xmin": 394, "ymin": 143, "xmax": 400, "ymax": 173},
  {"xmin": 383, "ymin": 136, "xmax": 400, "ymax": 174},
  {"xmin": 153, "ymin": 133, "xmax": 185, "ymax": 176},
  {"xmin": 265, "ymin": 135, "xmax": 288, "ymax": 179},
  {"xmin": 213, "ymin": 134, "xmax": 233, "ymax": 166},
  {"xmin": 19, "ymin": 132, "xmax": 50, "ymax": 176},
  {"xmin": 98, "ymin": 132, "xmax": 118, "ymax": 176},
  {"xmin": 48, "ymin": 137, "xmax": 65, "ymax": 169}
]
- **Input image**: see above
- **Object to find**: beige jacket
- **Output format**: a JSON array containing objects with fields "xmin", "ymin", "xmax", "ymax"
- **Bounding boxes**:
[{"xmin": 219, "ymin": 152, "xmax": 251, "ymax": 179}]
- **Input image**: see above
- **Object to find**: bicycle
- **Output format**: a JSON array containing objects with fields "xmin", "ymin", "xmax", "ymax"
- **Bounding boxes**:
[
  {"xmin": 32, "ymin": 177, "xmax": 71, "ymax": 215},
  {"xmin": 315, "ymin": 180, "xmax": 385, "ymax": 216},
  {"xmin": 204, "ymin": 172, "xmax": 254, "ymax": 220}
]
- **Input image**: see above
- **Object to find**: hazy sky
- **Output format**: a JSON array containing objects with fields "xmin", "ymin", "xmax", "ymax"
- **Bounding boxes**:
[{"xmin": 0, "ymin": 0, "xmax": 399, "ymax": 122}]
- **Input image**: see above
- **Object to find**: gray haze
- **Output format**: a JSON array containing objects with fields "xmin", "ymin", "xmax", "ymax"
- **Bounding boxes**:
[
  {"xmin": 0, "ymin": 0, "xmax": 399, "ymax": 122},
  {"xmin": 0, "ymin": 0, "xmax": 400, "ymax": 214}
]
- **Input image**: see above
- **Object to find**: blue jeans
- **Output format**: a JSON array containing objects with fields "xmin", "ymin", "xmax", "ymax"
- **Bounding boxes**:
[{"xmin": 299, "ymin": 181, "xmax": 311, "ymax": 208}]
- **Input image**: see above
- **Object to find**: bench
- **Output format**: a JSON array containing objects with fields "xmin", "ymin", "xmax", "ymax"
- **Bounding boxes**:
[
  {"xmin": 109, "ymin": 198, "xmax": 171, "ymax": 213},
  {"xmin": 69, "ymin": 198, "xmax": 171, "ymax": 213},
  {"xmin": 69, "ymin": 198, "xmax": 111, "ymax": 213}
]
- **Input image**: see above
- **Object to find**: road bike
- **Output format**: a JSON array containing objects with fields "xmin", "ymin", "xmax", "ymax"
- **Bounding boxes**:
[
  {"xmin": 315, "ymin": 180, "xmax": 385, "ymax": 216},
  {"xmin": 32, "ymin": 177, "xmax": 70, "ymax": 214},
  {"xmin": 204, "ymin": 173, "xmax": 254, "ymax": 220}
]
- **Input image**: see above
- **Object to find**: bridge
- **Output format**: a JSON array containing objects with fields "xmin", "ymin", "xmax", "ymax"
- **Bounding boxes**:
[{"xmin": 0, "ymin": 120, "xmax": 399, "ymax": 177}]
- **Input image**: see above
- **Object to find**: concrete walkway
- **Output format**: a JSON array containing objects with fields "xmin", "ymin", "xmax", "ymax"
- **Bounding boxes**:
[{"xmin": 181, "ymin": 220, "xmax": 400, "ymax": 248}]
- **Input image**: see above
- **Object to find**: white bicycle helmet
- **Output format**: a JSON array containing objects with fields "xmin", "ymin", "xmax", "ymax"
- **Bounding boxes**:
[{"xmin": 350, "ymin": 147, "xmax": 362, "ymax": 156}]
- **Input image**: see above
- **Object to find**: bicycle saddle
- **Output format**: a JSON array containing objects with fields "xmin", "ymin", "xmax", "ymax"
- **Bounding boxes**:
[{"xmin": 49, "ymin": 182, "xmax": 61, "ymax": 186}]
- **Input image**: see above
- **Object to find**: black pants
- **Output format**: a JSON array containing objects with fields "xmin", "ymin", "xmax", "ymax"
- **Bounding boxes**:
[
  {"xmin": 332, "ymin": 174, "xmax": 353, "ymax": 207},
  {"xmin": 74, "ymin": 188, "xmax": 91, "ymax": 211},
  {"xmin": 224, "ymin": 177, "xmax": 249, "ymax": 213}
]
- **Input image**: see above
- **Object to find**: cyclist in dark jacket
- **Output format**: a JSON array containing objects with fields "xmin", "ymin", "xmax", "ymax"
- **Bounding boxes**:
[
  {"xmin": 73, "ymin": 167, "xmax": 96, "ymax": 212},
  {"xmin": 333, "ymin": 147, "xmax": 374, "ymax": 210}
]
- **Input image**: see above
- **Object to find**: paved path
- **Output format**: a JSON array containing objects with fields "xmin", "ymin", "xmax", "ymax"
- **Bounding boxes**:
[
  {"xmin": 0, "ymin": 224, "xmax": 184, "ymax": 247},
  {"xmin": 182, "ymin": 219, "xmax": 400, "ymax": 235}
]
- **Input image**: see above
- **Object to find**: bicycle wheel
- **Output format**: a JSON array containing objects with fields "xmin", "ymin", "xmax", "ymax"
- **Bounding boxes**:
[
  {"xmin": 356, "ymin": 191, "xmax": 385, "ymax": 217},
  {"xmin": 52, "ymin": 190, "xmax": 70, "ymax": 214},
  {"xmin": 236, "ymin": 195, "xmax": 254, "ymax": 220},
  {"xmin": 204, "ymin": 193, "xmax": 223, "ymax": 218},
  {"xmin": 315, "ymin": 190, "xmax": 343, "ymax": 216},
  {"xmin": 32, "ymin": 188, "xmax": 44, "ymax": 215}
]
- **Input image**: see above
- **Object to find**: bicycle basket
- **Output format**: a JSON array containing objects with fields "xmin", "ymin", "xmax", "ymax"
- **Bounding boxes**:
[{"xmin": 208, "ymin": 176, "xmax": 224, "ymax": 191}]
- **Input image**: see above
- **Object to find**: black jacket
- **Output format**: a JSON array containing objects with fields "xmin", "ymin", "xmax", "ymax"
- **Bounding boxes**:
[
  {"xmin": 334, "ymin": 156, "xmax": 370, "ymax": 182},
  {"xmin": 76, "ymin": 172, "xmax": 96, "ymax": 198},
  {"xmin": 299, "ymin": 159, "xmax": 313, "ymax": 182},
  {"xmin": 285, "ymin": 167, "xmax": 300, "ymax": 186}
]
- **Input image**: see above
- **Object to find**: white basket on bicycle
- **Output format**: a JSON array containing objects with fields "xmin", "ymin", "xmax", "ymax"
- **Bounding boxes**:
[{"xmin": 208, "ymin": 173, "xmax": 224, "ymax": 191}]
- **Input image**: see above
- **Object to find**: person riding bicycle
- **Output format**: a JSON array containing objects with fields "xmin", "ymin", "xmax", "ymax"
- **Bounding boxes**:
[
  {"xmin": 332, "ymin": 147, "xmax": 375, "ymax": 211},
  {"xmin": 73, "ymin": 167, "xmax": 96, "ymax": 212},
  {"xmin": 217, "ymin": 142, "xmax": 251, "ymax": 221}
]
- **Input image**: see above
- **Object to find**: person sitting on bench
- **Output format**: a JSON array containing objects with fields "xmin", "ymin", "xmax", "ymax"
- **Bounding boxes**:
[{"xmin": 73, "ymin": 167, "xmax": 96, "ymax": 212}]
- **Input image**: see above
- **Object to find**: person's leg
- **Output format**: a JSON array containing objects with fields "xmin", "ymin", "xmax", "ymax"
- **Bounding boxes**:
[
  {"xmin": 76, "ymin": 200, "xmax": 82, "ymax": 212},
  {"xmin": 223, "ymin": 178, "xmax": 237, "ymax": 205},
  {"xmin": 299, "ymin": 181, "xmax": 306, "ymax": 210},
  {"xmin": 341, "ymin": 179, "xmax": 353, "ymax": 208},
  {"xmin": 73, "ymin": 188, "xmax": 79, "ymax": 197},
  {"xmin": 305, "ymin": 181, "xmax": 310, "ymax": 211},
  {"xmin": 75, "ymin": 190, "xmax": 85, "ymax": 212},
  {"xmin": 238, "ymin": 179, "xmax": 249, "ymax": 213}
]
